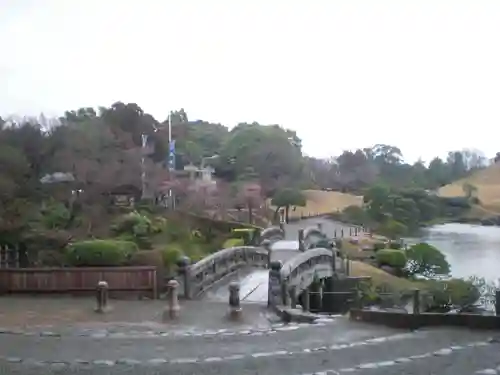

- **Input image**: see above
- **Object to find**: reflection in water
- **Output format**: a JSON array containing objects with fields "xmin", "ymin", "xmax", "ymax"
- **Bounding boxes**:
[{"xmin": 419, "ymin": 223, "xmax": 500, "ymax": 283}]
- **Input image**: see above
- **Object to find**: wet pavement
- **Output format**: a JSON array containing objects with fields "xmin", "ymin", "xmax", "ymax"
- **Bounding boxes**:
[{"xmin": 0, "ymin": 315, "xmax": 498, "ymax": 374}]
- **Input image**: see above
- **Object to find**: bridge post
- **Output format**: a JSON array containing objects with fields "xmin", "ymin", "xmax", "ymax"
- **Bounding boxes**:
[
  {"xmin": 317, "ymin": 222, "xmax": 323, "ymax": 233},
  {"xmin": 302, "ymin": 288, "xmax": 310, "ymax": 312},
  {"xmin": 298, "ymin": 229, "xmax": 305, "ymax": 252},
  {"xmin": 261, "ymin": 239, "xmax": 272, "ymax": 268},
  {"xmin": 177, "ymin": 256, "xmax": 191, "ymax": 299},
  {"xmin": 495, "ymin": 290, "xmax": 500, "ymax": 316},
  {"xmin": 228, "ymin": 281, "xmax": 242, "ymax": 321},
  {"xmin": 268, "ymin": 260, "xmax": 283, "ymax": 308},
  {"xmin": 289, "ymin": 285, "xmax": 297, "ymax": 309}
]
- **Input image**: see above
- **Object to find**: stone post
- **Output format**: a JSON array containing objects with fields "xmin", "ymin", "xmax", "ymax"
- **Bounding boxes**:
[
  {"xmin": 289, "ymin": 285, "xmax": 297, "ymax": 309},
  {"xmin": 95, "ymin": 281, "xmax": 109, "ymax": 313},
  {"xmin": 177, "ymin": 256, "xmax": 191, "ymax": 299},
  {"xmin": 298, "ymin": 229, "xmax": 305, "ymax": 252},
  {"xmin": 495, "ymin": 290, "xmax": 500, "ymax": 316},
  {"xmin": 262, "ymin": 239, "xmax": 272, "ymax": 268},
  {"xmin": 228, "ymin": 281, "xmax": 242, "ymax": 321},
  {"xmin": 281, "ymin": 279, "xmax": 290, "ymax": 306},
  {"xmin": 413, "ymin": 289, "xmax": 420, "ymax": 315},
  {"xmin": 302, "ymin": 288, "xmax": 310, "ymax": 312},
  {"xmin": 268, "ymin": 260, "xmax": 283, "ymax": 308},
  {"xmin": 317, "ymin": 222, "xmax": 323, "ymax": 233},
  {"xmin": 164, "ymin": 279, "xmax": 180, "ymax": 320}
]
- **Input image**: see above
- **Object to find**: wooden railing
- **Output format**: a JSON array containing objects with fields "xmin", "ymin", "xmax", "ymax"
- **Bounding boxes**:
[{"xmin": 0, "ymin": 267, "xmax": 157, "ymax": 297}]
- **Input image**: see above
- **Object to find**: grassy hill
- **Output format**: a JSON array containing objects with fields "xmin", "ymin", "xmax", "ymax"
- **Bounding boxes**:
[
  {"xmin": 274, "ymin": 190, "xmax": 363, "ymax": 219},
  {"xmin": 438, "ymin": 163, "xmax": 500, "ymax": 213}
]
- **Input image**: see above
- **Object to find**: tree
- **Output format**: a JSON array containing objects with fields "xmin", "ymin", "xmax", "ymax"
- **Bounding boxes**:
[
  {"xmin": 406, "ymin": 243, "xmax": 450, "ymax": 277},
  {"xmin": 271, "ymin": 188, "xmax": 306, "ymax": 223}
]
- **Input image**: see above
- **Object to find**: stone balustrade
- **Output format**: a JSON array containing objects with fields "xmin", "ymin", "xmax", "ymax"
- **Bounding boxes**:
[
  {"xmin": 179, "ymin": 226, "xmax": 285, "ymax": 299},
  {"xmin": 280, "ymin": 248, "xmax": 341, "ymax": 295},
  {"xmin": 186, "ymin": 246, "xmax": 269, "ymax": 299},
  {"xmin": 302, "ymin": 226, "xmax": 328, "ymax": 249},
  {"xmin": 261, "ymin": 226, "xmax": 285, "ymax": 242}
]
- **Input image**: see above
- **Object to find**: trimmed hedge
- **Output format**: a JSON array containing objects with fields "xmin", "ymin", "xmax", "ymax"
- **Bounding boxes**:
[
  {"xmin": 66, "ymin": 239, "xmax": 138, "ymax": 267},
  {"xmin": 376, "ymin": 249, "xmax": 407, "ymax": 269},
  {"xmin": 222, "ymin": 238, "xmax": 244, "ymax": 248}
]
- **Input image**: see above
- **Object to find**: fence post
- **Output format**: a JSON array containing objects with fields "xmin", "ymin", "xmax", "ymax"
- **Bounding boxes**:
[
  {"xmin": 164, "ymin": 279, "xmax": 180, "ymax": 320},
  {"xmin": 268, "ymin": 260, "xmax": 283, "ymax": 308},
  {"xmin": 298, "ymin": 229, "xmax": 305, "ymax": 252},
  {"xmin": 413, "ymin": 289, "xmax": 420, "ymax": 315},
  {"xmin": 177, "ymin": 256, "xmax": 191, "ymax": 299},
  {"xmin": 228, "ymin": 281, "xmax": 242, "ymax": 321},
  {"xmin": 95, "ymin": 281, "xmax": 109, "ymax": 313},
  {"xmin": 495, "ymin": 290, "xmax": 500, "ymax": 316}
]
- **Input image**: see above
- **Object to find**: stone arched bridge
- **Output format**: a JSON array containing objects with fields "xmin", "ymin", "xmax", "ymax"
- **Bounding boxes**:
[{"xmin": 177, "ymin": 219, "xmax": 365, "ymax": 303}]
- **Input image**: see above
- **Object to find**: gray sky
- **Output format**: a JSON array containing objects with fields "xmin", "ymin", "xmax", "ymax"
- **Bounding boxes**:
[{"xmin": 1, "ymin": 1, "xmax": 499, "ymax": 162}]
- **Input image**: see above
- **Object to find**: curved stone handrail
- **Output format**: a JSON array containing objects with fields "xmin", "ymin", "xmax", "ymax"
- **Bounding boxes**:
[
  {"xmin": 280, "ymin": 248, "xmax": 341, "ymax": 294},
  {"xmin": 188, "ymin": 246, "xmax": 269, "ymax": 298},
  {"xmin": 303, "ymin": 226, "xmax": 327, "ymax": 249},
  {"xmin": 261, "ymin": 226, "xmax": 285, "ymax": 242}
]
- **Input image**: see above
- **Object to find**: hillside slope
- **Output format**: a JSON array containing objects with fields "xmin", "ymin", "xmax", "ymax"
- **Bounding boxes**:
[
  {"xmin": 270, "ymin": 190, "xmax": 363, "ymax": 218},
  {"xmin": 438, "ymin": 163, "xmax": 500, "ymax": 211}
]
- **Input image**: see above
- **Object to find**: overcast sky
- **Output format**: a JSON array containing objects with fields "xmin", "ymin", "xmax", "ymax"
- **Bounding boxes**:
[{"xmin": 1, "ymin": 1, "xmax": 499, "ymax": 163}]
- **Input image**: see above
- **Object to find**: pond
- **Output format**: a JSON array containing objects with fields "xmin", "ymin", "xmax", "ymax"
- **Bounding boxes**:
[{"xmin": 416, "ymin": 223, "xmax": 500, "ymax": 283}]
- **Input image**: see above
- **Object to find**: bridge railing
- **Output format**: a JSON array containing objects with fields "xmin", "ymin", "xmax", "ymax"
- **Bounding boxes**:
[
  {"xmin": 186, "ymin": 246, "xmax": 269, "ymax": 299},
  {"xmin": 183, "ymin": 227, "xmax": 285, "ymax": 299}
]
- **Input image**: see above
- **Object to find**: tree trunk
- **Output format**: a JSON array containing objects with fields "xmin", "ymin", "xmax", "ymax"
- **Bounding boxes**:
[{"xmin": 285, "ymin": 205, "xmax": 290, "ymax": 223}]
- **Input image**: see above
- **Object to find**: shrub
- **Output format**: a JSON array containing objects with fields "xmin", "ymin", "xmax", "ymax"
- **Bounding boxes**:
[
  {"xmin": 388, "ymin": 241, "xmax": 402, "ymax": 250},
  {"xmin": 406, "ymin": 242, "xmax": 450, "ymax": 277},
  {"xmin": 66, "ymin": 240, "xmax": 138, "ymax": 267},
  {"xmin": 373, "ymin": 241, "xmax": 386, "ymax": 251},
  {"xmin": 129, "ymin": 249, "xmax": 164, "ymax": 268},
  {"xmin": 162, "ymin": 244, "xmax": 184, "ymax": 269},
  {"xmin": 423, "ymin": 278, "xmax": 481, "ymax": 312},
  {"xmin": 222, "ymin": 238, "xmax": 244, "ymax": 248},
  {"xmin": 111, "ymin": 211, "xmax": 153, "ymax": 249},
  {"xmin": 376, "ymin": 249, "xmax": 407, "ymax": 269}
]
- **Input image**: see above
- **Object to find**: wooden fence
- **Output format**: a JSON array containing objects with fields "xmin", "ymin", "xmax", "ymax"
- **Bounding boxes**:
[{"xmin": 0, "ymin": 266, "xmax": 158, "ymax": 298}]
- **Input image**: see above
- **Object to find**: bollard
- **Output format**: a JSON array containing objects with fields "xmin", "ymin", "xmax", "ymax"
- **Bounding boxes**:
[
  {"xmin": 261, "ymin": 239, "xmax": 272, "ymax": 268},
  {"xmin": 95, "ymin": 281, "xmax": 109, "ymax": 313},
  {"xmin": 413, "ymin": 289, "xmax": 420, "ymax": 315},
  {"xmin": 298, "ymin": 229, "xmax": 305, "ymax": 252},
  {"xmin": 268, "ymin": 260, "xmax": 283, "ymax": 308},
  {"xmin": 228, "ymin": 281, "xmax": 242, "ymax": 321},
  {"xmin": 289, "ymin": 285, "xmax": 297, "ymax": 309},
  {"xmin": 176, "ymin": 256, "xmax": 191, "ymax": 299},
  {"xmin": 495, "ymin": 290, "xmax": 500, "ymax": 316},
  {"xmin": 164, "ymin": 279, "xmax": 180, "ymax": 320},
  {"xmin": 302, "ymin": 288, "xmax": 310, "ymax": 312}
]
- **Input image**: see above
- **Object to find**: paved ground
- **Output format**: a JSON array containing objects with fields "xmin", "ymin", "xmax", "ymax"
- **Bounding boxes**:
[{"xmin": 0, "ymin": 311, "xmax": 498, "ymax": 374}]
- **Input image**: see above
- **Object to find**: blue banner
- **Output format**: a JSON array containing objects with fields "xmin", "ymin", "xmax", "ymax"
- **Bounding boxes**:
[{"xmin": 168, "ymin": 140, "xmax": 176, "ymax": 170}]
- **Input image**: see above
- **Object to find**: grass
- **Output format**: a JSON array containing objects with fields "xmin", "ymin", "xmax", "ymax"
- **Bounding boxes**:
[
  {"xmin": 438, "ymin": 163, "xmax": 500, "ymax": 213},
  {"xmin": 350, "ymin": 261, "xmax": 420, "ymax": 291},
  {"xmin": 282, "ymin": 190, "xmax": 363, "ymax": 219}
]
